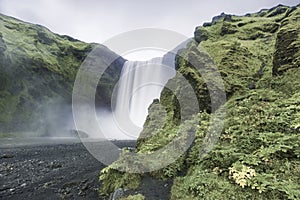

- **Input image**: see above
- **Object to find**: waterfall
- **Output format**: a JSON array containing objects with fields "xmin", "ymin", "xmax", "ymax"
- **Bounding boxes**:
[{"xmin": 112, "ymin": 57, "xmax": 175, "ymax": 138}]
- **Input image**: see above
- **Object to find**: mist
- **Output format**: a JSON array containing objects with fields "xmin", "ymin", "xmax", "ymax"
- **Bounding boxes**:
[{"xmin": 97, "ymin": 109, "xmax": 137, "ymax": 140}]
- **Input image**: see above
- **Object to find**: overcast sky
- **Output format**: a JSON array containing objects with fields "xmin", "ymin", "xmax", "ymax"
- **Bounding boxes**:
[{"xmin": 0, "ymin": 0, "xmax": 299, "ymax": 44}]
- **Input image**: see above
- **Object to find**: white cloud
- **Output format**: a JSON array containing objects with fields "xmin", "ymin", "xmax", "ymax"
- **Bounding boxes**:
[{"xmin": 0, "ymin": 0, "xmax": 298, "ymax": 44}]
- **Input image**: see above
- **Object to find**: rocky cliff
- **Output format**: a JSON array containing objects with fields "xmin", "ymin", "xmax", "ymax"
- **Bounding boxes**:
[
  {"xmin": 100, "ymin": 4, "xmax": 300, "ymax": 200},
  {"xmin": 0, "ymin": 14, "xmax": 125, "ymax": 136}
]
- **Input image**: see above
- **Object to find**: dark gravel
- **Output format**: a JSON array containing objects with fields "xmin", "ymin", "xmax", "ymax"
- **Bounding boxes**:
[{"xmin": 0, "ymin": 138, "xmax": 136, "ymax": 200}]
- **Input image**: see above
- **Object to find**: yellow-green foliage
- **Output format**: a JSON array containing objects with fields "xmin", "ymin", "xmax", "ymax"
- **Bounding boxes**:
[
  {"xmin": 229, "ymin": 164, "xmax": 256, "ymax": 189},
  {"xmin": 170, "ymin": 165, "xmax": 284, "ymax": 200}
]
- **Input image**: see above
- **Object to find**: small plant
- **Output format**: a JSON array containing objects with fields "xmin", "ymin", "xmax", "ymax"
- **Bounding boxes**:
[{"xmin": 229, "ymin": 163, "xmax": 256, "ymax": 188}]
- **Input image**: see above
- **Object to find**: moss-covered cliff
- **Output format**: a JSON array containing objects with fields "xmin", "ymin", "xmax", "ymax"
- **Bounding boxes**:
[
  {"xmin": 0, "ymin": 14, "xmax": 125, "ymax": 136},
  {"xmin": 100, "ymin": 4, "xmax": 300, "ymax": 199}
]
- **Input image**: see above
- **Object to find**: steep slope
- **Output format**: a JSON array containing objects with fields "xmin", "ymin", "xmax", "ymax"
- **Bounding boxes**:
[
  {"xmin": 100, "ymin": 4, "xmax": 300, "ymax": 200},
  {"xmin": 0, "ymin": 14, "xmax": 125, "ymax": 136}
]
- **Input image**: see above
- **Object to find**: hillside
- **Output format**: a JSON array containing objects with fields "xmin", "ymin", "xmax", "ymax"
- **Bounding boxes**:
[
  {"xmin": 100, "ymin": 4, "xmax": 300, "ymax": 200},
  {"xmin": 0, "ymin": 14, "xmax": 125, "ymax": 136}
]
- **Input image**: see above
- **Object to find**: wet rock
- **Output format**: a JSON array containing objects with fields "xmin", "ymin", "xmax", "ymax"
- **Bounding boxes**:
[
  {"xmin": 0, "ymin": 185, "xmax": 9, "ymax": 192},
  {"xmin": 20, "ymin": 183, "xmax": 27, "ymax": 187},
  {"xmin": 9, "ymin": 188, "xmax": 15, "ymax": 192},
  {"xmin": 110, "ymin": 188, "xmax": 124, "ymax": 200},
  {"xmin": 47, "ymin": 162, "xmax": 62, "ymax": 169},
  {"xmin": 37, "ymin": 160, "xmax": 45, "ymax": 165},
  {"xmin": 42, "ymin": 181, "xmax": 53, "ymax": 189},
  {"xmin": 0, "ymin": 154, "xmax": 15, "ymax": 159}
]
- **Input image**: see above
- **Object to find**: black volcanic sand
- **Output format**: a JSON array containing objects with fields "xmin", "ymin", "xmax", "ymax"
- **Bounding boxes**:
[{"xmin": 0, "ymin": 139, "xmax": 137, "ymax": 200}]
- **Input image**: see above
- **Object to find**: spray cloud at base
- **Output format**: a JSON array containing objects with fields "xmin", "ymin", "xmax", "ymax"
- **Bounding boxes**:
[{"xmin": 87, "ymin": 57, "xmax": 176, "ymax": 140}]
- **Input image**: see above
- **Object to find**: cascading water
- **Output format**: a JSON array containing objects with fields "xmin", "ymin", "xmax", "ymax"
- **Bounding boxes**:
[
  {"xmin": 111, "ymin": 57, "xmax": 175, "ymax": 139},
  {"xmin": 78, "ymin": 41, "xmax": 188, "ymax": 139}
]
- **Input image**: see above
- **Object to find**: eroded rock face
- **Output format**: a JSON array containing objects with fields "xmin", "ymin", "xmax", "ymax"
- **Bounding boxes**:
[{"xmin": 273, "ymin": 8, "xmax": 300, "ymax": 75}]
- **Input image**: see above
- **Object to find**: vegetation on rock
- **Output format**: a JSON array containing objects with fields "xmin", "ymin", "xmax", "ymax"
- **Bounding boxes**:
[
  {"xmin": 100, "ymin": 4, "xmax": 300, "ymax": 199},
  {"xmin": 0, "ymin": 14, "xmax": 125, "ymax": 136}
]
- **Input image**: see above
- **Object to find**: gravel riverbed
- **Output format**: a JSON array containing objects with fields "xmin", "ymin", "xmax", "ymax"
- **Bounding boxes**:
[{"xmin": 0, "ymin": 138, "xmax": 136, "ymax": 200}]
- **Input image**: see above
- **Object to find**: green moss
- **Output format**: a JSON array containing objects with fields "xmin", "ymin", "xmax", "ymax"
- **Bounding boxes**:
[
  {"xmin": 100, "ymin": 5, "xmax": 300, "ymax": 199},
  {"xmin": 0, "ymin": 13, "xmax": 124, "ymax": 134},
  {"xmin": 99, "ymin": 166, "xmax": 141, "ymax": 196},
  {"xmin": 171, "ymin": 165, "xmax": 284, "ymax": 200},
  {"xmin": 171, "ymin": 90, "xmax": 300, "ymax": 199}
]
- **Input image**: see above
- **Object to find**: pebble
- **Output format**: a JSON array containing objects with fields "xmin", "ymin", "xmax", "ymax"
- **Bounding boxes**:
[{"xmin": 38, "ymin": 161, "xmax": 45, "ymax": 165}]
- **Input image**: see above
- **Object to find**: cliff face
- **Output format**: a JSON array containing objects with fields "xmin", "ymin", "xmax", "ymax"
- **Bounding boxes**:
[
  {"xmin": 0, "ymin": 14, "xmax": 125, "ymax": 136},
  {"xmin": 100, "ymin": 5, "xmax": 300, "ymax": 199}
]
